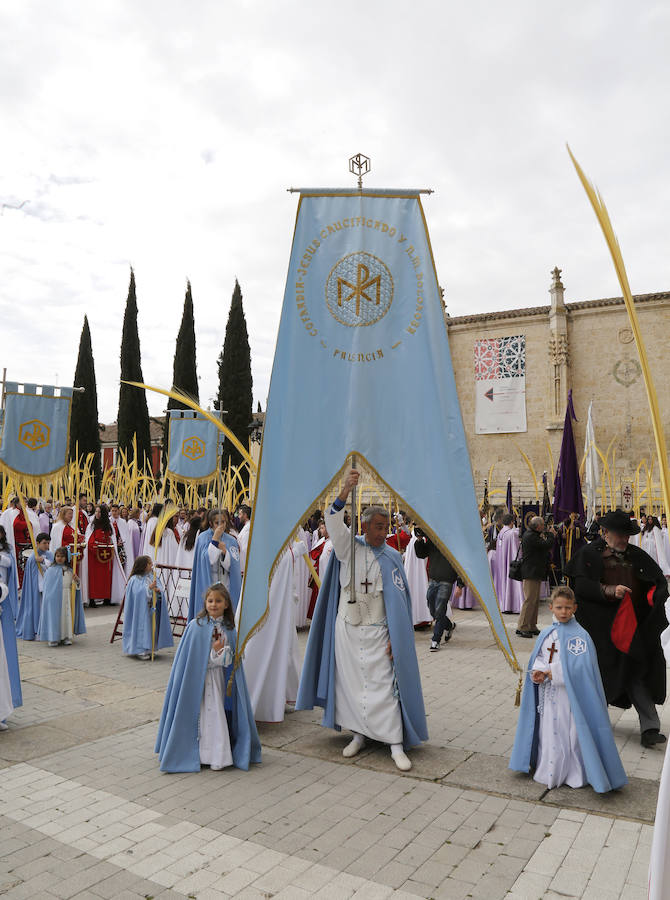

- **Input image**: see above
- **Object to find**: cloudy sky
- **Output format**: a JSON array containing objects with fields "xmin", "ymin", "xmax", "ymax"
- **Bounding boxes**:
[{"xmin": 1, "ymin": 0, "xmax": 668, "ymax": 423}]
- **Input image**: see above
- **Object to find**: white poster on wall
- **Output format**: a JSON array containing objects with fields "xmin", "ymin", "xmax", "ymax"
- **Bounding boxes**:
[{"xmin": 474, "ymin": 335, "xmax": 527, "ymax": 434}]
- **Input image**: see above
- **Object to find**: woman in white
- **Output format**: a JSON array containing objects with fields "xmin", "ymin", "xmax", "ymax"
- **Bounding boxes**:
[
  {"xmin": 174, "ymin": 516, "xmax": 202, "ymax": 619},
  {"xmin": 633, "ymin": 515, "xmax": 670, "ymax": 576},
  {"xmin": 197, "ymin": 585, "xmax": 234, "ymax": 770}
]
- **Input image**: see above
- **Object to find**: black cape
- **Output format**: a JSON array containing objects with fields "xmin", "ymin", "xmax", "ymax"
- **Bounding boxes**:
[{"xmin": 565, "ymin": 538, "xmax": 667, "ymax": 708}]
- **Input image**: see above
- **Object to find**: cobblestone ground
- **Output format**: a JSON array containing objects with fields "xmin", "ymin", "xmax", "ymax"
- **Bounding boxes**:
[{"xmin": 0, "ymin": 603, "xmax": 664, "ymax": 899}]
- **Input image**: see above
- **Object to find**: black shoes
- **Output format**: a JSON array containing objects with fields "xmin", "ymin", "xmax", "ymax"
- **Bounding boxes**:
[
  {"xmin": 444, "ymin": 623, "xmax": 456, "ymax": 643},
  {"xmin": 515, "ymin": 629, "xmax": 535, "ymax": 638},
  {"xmin": 641, "ymin": 729, "xmax": 667, "ymax": 748}
]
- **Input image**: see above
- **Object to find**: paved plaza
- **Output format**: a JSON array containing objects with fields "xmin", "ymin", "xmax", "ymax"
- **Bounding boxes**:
[{"xmin": 0, "ymin": 604, "xmax": 666, "ymax": 899}]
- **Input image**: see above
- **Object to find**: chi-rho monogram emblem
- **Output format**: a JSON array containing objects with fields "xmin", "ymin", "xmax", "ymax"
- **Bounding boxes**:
[
  {"xmin": 18, "ymin": 419, "xmax": 50, "ymax": 451},
  {"xmin": 182, "ymin": 436, "xmax": 206, "ymax": 461},
  {"xmin": 392, "ymin": 568, "xmax": 405, "ymax": 592},
  {"xmin": 230, "ymin": 546, "xmax": 240, "ymax": 562},
  {"xmin": 325, "ymin": 251, "xmax": 394, "ymax": 327},
  {"xmin": 567, "ymin": 636, "xmax": 587, "ymax": 656}
]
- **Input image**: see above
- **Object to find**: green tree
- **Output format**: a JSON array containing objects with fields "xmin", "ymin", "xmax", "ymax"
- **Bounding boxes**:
[
  {"xmin": 70, "ymin": 315, "xmax": 102, "ymax": 493},
  {"xmin": 217, "ymin": 280, "xmax": 253, "ymax": 470},
  {"xmin": 117, "ymin": 269, "xmax": 152, "ymax": 468},
  {"xmin": 162, "ymin": 281, "xmax": 199, "ymax": 469}
]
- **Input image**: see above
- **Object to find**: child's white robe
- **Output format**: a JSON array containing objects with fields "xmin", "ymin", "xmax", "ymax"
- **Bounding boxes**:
[
  {"xmin": 198, "ymin": 621, "xmax": 233, "ymax": 769},
  {"xmin": 532, "ymin": 627, "xmax": 587, "ymax": 789}
]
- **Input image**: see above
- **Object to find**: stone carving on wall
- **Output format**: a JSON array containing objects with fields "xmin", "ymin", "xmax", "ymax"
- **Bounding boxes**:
[
  {"xmin": 618, "ymin": 327, "xmax": 634, "ymax": 344},
  {"xmin": 548, "ymin": 334, "xmax": 569, "ymax": 366},
  {"xmin": 613, "ymin": 357, "xmax": 641, "ymax": 387}
]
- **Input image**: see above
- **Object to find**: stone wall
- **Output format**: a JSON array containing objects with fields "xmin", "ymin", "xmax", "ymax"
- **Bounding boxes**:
[{"xmin": 446, "ymin": 276, "xmax": 670, "ymax": 510}]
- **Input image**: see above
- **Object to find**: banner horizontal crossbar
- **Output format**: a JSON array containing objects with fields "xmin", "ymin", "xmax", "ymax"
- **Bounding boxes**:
[
  {"xmin": 287, "ymin": 188, "xmax": 434, "ymax": 196},
  {"xmin": 2, "ymin": 382, "xmax": 82, "ymax": 397}
]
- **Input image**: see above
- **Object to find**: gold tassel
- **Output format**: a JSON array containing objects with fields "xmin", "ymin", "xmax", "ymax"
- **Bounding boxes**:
[{"xmin": 514, "ymin": 672, "xmax": 523, "ymax": 707}]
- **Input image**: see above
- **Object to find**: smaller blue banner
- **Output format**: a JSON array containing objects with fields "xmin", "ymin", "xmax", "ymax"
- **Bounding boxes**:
[
  {"xmin": 0, "ymin": 386, "xmax": 72, "ymax": 477},
  {"xmin": 166, "ymin": 412, "xmax": 220, "ymax": 481}
]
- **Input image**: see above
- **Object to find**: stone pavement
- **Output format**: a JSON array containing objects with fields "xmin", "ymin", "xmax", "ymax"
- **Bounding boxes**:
[{"xmin": 0, "ymin": 603, "xmax": 665, "ymax": 899}]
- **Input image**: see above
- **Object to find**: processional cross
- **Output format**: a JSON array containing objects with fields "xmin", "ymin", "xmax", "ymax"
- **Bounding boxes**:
[{"xmin": 361, "ymin": 576, "xmax": 373, "ymax": 594}]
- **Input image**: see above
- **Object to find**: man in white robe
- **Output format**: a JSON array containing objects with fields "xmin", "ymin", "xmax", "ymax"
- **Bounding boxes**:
[
  {"xmin": 236, "ymin": 505, "xmax": 251, "ymax": 574},
  {"xmin": 110, "ymin": 503, "xmax": 134, "ymax": 575},
  {"xmin": 326, "ymin": 470, "xmax": 413, "ymax": 771}
]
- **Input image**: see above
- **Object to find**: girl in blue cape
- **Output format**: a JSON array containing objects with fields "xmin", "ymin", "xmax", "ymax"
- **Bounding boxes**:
[
  {"xmin": 187, "ymin": 509, "xmax": 241, "ymax": 621},
  {"xmin": 510, "ymin": 585, "xmax": 627, "ymax": 793},
  {"xmin": 122, "ymin": 555, "xmax": 173, "ymax": 660},
  {"xmin": 16, "ymin": 533, "xmax": 52, "ymax": 641},
  {"xmin": 37, "ymin": 547, "xmax": 87, "ymax": 646},
  {"xmin": 155, "ymin": 582, "xmax": 261, "ymax": 773}
]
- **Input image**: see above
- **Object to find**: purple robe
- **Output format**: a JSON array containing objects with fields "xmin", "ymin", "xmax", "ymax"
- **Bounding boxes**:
[
  {"xmin": 450, "ymin": 582, "xmax": 478, "ymax": 609},
  {"xmin": 492, "ymin": 526, "xmax": 524, "ymax": 613}
]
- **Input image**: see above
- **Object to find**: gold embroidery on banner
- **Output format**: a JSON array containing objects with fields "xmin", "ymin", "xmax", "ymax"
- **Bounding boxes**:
[
  {"xmin": 18, "ymin": 419, "xmax": 50, "ymax": 451},
  {"xmin": 325, "ymin": 251, "xmax": 393, "ymax": 327}
]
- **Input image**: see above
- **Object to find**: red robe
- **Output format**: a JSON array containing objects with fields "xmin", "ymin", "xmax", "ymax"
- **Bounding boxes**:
[
  {"xmin": 386, "ymin": 530, "xmax": 411, "ymax": 553},
  {"xmin": 13, "ymin": 512, "xmax": 31, "ymax": 587},
  {"xmin": 88, "ymin": 527, "xmax": 114, "ymax": 600},
  {"xmin": 307, "ymin": 540, "xmax": 326, "ymax": 619}
]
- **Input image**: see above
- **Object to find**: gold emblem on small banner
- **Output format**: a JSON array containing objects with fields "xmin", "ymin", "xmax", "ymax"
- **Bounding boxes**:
[
  {"xmin": 18, "ymin": 419, "xmax": 50, "ymax": 451},
  {"xmin": 325, "ymin": 251, "xmax": 393, "ymax": 327},
  {"xmin": 182, "ymin": 436, "xmax": 206, "ymax": 461},
  {"xmin": 96, "ymin": 546, "xmax": 113, "ymax": 564}
]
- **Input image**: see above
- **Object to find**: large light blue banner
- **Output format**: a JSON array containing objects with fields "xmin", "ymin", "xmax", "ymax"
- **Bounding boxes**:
[
  {"xmin": 237, "ymin": 191, "xmax": 519, "ymax": 671},
  {"xmin": 0, "ymin": 383, "xmax": 72, "ymax": 478},
  {"xmin": 166, "ymin": 411, "xmax": 220, "ymax": 482}
]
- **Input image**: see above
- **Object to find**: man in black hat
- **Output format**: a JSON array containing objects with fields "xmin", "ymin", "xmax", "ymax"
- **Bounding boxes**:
[{"xmin": 566, "ymin": 509, "xmax": 668, "ymax": 748}]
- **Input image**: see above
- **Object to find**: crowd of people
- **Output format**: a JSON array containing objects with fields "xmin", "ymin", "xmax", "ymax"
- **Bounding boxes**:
[{"xmin": 1, "ymin": 484, "xmax": 670, "ymax": 801}]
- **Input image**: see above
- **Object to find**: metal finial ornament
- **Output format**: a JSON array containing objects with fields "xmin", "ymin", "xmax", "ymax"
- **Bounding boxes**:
[{"xmin": 349, "ymin": 153, "xmax": 371, "ymax": 190}]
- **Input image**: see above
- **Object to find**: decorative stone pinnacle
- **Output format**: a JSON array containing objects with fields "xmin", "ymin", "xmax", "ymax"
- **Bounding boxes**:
[{"xmin": 551, "ymin": 267, "xmax": 564, "ymax": 289}]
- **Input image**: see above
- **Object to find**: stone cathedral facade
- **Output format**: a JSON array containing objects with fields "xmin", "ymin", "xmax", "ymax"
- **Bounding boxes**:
[{"xmin": 446, "ymin": 269, "xmax": 670, "ymax": 508}]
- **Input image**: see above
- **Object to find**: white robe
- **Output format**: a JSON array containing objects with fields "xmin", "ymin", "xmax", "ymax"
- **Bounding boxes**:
[
  {"xmin": 293, "ymin": 526, "xmax": 311, "ymax": 628},
  {"xmin": 199, "ymin": 620, "xmax": 234, "ymax": 768},
  {"xmin": 111, "ymin": 515, "xmax": 134, "ymax": 575},
  {"xmin": 648, "ymin": 598, "xmax": 670, "ymax": 898},
  {"xmin": 326, "ymin": 504, "xmax": 403, "ymax": 745},
  {"xmin": 237, "ymin": 521, "xmax": 250, "ymax": 574},
  {"xmin": 638, "ymin": 528, "xmax": 670, "ymax": 576},
  {"xmin": 532, "ymin": 627, "xmax": 586, "ymax": 789},
  {"xmin": 403, "ymin": 534, "xmax": 430, "ymax": 625},
  {"xmin": 242, "ymin": 541, "xmax": 303, "ymax": 722}
]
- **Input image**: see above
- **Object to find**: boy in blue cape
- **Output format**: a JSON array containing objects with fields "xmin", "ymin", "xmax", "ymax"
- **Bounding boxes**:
[
  {"xmin": 510, "ymin": 585, "xmax": 627, "ymax": 793},
  {"xmin": 16, "ymin": 533, "xmax": 52, "ymax": 641},
  {"xmin": 187, "ymin": 510, "xmax": 241, "ymax": 621},
  {"xmin": 296, "ymin": 468, "xmax": 428, "ymax": 772}
]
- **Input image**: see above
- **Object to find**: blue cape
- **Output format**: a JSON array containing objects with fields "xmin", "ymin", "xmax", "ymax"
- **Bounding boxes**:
[
  {"xmin": 155, "ymin": 618, "xmax": 261, "ymax": 773},
  {"xmin": 1, "ymin": 551, "xmax": 21, "ymax": 708},
  {"xmin": 37, "ymin": 565, "xmax": 86, "ymax": 642},
  {"xmin": 296, "ymin": 538, "xmax": 428, "ymax": 750},
  {"xmin": 187, "ymin": 529, "xmax": 241, "ymax": 621},
  {"xmin": 16, "ymin": 551, "xmax": 53, "ymax": 640},
  {"xmin": 509, "ymin": 617, "xmax": 628, "ymax": 793},
  {"xmin": 122, "ymin": 573, "xmax": 173, "ymax": 655}
]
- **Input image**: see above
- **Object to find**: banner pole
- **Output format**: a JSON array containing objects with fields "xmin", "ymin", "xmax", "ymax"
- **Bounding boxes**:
[{"xmin": 349, "ymin": 454, "xmax": 356, "ymax": 603}]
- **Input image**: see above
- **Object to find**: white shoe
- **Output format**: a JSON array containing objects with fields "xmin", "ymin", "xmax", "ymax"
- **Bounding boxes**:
[
  {"xmin": 137, "ymin": 652, "xmax": 151, "ymax": 660},
  {"xmin": 391, "ymin": 750, "xmax": 412, "ymax": 771},
  {"xmin": 63, "ymin": 639, "xmax": 73, "ymax": 646},
  {"xmin": 342, "ymin": 735, "xmax": 365, "ymax": 758},
  {"xmin": 429, "ymin": 641, "xmax": 439, "ymax": 652},
  {"xmin": 0, "ymin": 722, "xmax": 8, "ymax": 732},
  {"xmin": 210, "ymin": 765, "xmax": 225, "ymax": 771},
  {"xmin": 48, "ymin": 641, "xmax": 59, "ymax": 647}
]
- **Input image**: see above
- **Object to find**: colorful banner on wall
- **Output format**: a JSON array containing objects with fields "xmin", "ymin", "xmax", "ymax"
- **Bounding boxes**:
[
  {"xmin": 235, "ymin": 188, "xmax": 520, "ymax": 675},
  {"xmin": 0, "ymin": 382, "xmax": 73, "ymax": 478},
  {"xmin": 474, "ymin": 335, "xmax": 527, "ymax": 434},
  {"xmin": 166, "ymin": 410, "xmax": 221, "ymax": 482}
]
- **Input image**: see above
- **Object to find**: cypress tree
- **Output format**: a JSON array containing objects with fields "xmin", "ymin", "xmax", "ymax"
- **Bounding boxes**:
[
  {"xmin": 117, "ymin": 269, "xmax": 152, "ymax": 468},
  {"xmin": 162, "ymin": 281, "xmax": 199, "ymax": 469},
  {"xmin": 217, "ymin": 280, "xmax": 253, "ymax": 470},
  {"xmin": 70, "ymin": 315, "xmax": 102, "ymax": 493}
]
